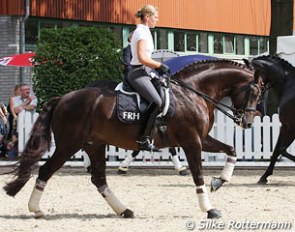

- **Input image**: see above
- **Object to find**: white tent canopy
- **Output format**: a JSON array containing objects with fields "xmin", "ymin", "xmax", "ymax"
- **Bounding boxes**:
[{"xmin": 277, "ymin": 36, "xmax": 295, "ymax": 66}]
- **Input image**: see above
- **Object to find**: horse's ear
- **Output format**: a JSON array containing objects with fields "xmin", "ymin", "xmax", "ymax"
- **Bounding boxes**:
[{"xmin": 243, "ymin": 58, "xmax": 250, "ymax": 68}]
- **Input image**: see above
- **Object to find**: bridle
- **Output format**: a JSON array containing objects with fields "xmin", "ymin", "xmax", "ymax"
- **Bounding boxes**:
[
  {"xmin": 230, "ymin": 81, "xmax": 261, "ymax": 123},
  {"xmin": 169, "ymin": 76, "xmax": 261, "ymax": 125}
]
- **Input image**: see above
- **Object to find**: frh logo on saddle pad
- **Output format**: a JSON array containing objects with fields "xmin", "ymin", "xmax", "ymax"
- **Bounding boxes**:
[{"xmin": 123, "ymin": 111, "xmax": 141, "ymax": 121}]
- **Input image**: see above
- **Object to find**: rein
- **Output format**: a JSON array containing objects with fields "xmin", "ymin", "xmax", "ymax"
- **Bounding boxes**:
[{"xmin": 169, "ymin": 76, "xmax": 252, "ymax": 125}]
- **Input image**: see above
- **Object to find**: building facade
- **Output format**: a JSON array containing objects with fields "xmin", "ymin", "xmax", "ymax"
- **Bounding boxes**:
[{"xmin": 0, "ymin": 0, "xmax": 293, "ymax": 104}]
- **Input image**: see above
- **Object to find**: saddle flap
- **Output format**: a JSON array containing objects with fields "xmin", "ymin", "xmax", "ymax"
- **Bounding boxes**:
[{"xmin": 115, "ymin": 82, "xmax": 175, "ymax": 123}]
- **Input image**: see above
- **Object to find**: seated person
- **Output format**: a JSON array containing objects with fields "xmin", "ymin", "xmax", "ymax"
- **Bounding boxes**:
[
  {"xmin": 0, "ymin": 134, "xmax": 7, "ymax": 159},
  {"xmin": 7, "ymin": 133, "xmax": 18, "ymax": 161}
]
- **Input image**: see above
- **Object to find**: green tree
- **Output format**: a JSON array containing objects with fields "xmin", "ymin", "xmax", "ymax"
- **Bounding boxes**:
[{"xmin": 33, "ymin": 27, "xmax": 122, "ymax": 109}]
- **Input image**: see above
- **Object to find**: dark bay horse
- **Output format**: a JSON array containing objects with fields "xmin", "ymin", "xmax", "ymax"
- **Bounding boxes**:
[
  {"xmin": 3, "ymin": 60, "xmax": 262, "ymax": 219},
  {"xmin": 249, "ymin": 55, "xmax": 295, "ymax": 184}
]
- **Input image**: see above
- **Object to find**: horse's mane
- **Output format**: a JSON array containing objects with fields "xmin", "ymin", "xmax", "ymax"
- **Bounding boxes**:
[
  {"xmin": 253, "ymin": 55, "xmax": 295, "ymax": 73},
  {"xmin": 173, "ymin": 59, "xmax": 252, "ymax": 78}
]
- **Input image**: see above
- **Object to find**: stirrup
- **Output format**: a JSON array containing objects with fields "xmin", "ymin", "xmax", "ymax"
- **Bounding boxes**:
[{"xmin": 137, "ymin": 137, "xmax": 161, "ymax": 152}]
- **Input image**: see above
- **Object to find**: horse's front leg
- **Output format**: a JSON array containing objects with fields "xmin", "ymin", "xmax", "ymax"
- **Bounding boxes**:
[
  {"xmin": 85, "ymin": 144, "xmax": 134, "ymax": 218},
  {"xmin": 202, "ymin": 135, "xmax": 237, "ymax": 192},
  {"xmin": 183, "ymin": 144, "xmax": 221, "ymax": 219}
]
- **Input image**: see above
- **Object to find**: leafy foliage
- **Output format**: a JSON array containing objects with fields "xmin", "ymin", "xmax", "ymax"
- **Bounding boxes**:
[{"xmin": 33, "ymin": 27, "xmax": 122, "ymax": 109}]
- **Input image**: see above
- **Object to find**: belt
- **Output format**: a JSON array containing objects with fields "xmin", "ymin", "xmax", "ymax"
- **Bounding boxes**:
[{"xmin": 130, "ymin": 65, "xmax": 143, "ymax": 69}]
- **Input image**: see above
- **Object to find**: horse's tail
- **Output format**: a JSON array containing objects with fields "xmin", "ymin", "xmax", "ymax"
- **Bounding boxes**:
[{"xmin": 3, "ymin": 97, "xmax": 61, "ymax": 197}]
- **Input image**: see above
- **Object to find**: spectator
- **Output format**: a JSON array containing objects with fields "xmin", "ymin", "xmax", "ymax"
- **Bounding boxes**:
[
  {"xmin": 0, "ymin": 133, "xmax": 7, "ymax": 159},
  {"xmin": 14, "ymin": 84, "xmax": 38, "ymax": 115},
  {"xmin": 7, "ymin": 85, "xmax": 21, "ymax": 140},
  {"xmin": 0, "ymin": 103, "xmax": 7, "ymax": 125},
  {"xmin": 6, "ymin": 133, "xmax": 18, "ymax": 161}
]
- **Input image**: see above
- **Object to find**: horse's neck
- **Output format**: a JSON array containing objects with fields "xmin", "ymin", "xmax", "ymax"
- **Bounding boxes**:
[
  {"xmin": 178, "ymin": 63, "xmax": 249, "ymax": 101},
  {"xmin": 266, "ymin": 67, "xmax": 292, "ymax": 99},
  {"xmin": 197, "ymin": 74, "xmax": 239, "ymax": 100}
]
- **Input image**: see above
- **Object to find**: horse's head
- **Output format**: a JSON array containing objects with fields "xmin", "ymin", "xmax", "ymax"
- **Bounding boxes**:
[
  {"xmin": 246, "ymin": 55, "xmax": 292, "ymax": 85},
  {"xmin": 230, "ymin": 71, "xmax": 263, "ymax": 128}
]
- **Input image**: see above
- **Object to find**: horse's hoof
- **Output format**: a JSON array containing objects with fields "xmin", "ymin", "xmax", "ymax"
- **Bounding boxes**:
[
  {"xmin": 117, "ymin": 167, "xmax": 128, "ymax": 175},
  {"xmin": 121, "ymin": 209, "xmax": 134, "ymax": 218},
  {"xmin": 34, "ymin": 210, "xmax": 45, "ymax": 219},
  {"xmin": 257, "ymin": 177, "xmax": 268, "ymax": 185},
  {"xmin": 210, "ymin": 177, "xmax": 224, "ymax": 192},
  {"xmin": 207, "ymin": 209, "xmax": 222, "ymax": 219},
  {"xmin": 178, "ymin": 167, "xmax": 189, "ymax": 176}
]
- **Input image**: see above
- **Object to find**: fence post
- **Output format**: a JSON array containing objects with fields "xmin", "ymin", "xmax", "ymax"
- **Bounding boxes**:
[{"xmin": 17, "ymin": 110, "xmax": 38, "ymax": 153}]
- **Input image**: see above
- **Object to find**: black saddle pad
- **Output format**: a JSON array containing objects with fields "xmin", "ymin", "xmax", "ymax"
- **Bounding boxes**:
[{"xmin": 116, "ymin": 82, "xmax": 175, "ymax": 123}]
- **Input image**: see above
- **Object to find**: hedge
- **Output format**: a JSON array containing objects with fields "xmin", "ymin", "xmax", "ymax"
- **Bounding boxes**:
[{"xmin": 33, "ymin": 27, "xmax": 122, "ymax": 109}]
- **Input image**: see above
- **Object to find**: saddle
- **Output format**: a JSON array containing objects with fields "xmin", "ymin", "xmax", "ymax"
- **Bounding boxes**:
[{"xmin": 115, "ymin": 78, "xmax": 175, "ymax": 124}]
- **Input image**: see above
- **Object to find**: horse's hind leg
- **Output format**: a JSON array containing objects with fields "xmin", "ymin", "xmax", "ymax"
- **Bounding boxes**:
[
  {"xmin": 202, "ymin": 135, "xmax": 237, "ymax": 192},
  {"xmin": 258, "ymin": 128, "xmax": 294, "ymax": 184},
  {"xmin": 28, "ymin": 148, "xmax": 73, "ymax": 218},
  {"xmin": 117, "ymin": 150, "xmax": 139, "ymax": 175},
  {"xmin": 85, "ymin": 144, "xmax": 134, "ymax": 218},
  {"xmin": 281, "ymin": 148, "xmax": 295, "ymax": 162},
  {"xmin": 169, "ymin": 148, "xmax": 188, "ymax": 176}
]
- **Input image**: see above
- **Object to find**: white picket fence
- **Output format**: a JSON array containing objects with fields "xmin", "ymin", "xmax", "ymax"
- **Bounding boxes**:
[{"xmin": 14, "ymin": 110, "xmax": 295, "ymax": 167}]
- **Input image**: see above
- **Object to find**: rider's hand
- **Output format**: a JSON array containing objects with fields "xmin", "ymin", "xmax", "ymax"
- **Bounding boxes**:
[{"xmin": 156, "ymin": 63, "xmax": 171, "ymax": 76}]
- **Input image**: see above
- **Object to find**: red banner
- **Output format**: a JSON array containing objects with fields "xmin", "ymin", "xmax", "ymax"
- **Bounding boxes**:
[{"xmin": 0, "ymin": 52, "xmax": 35, "ymax": 67}]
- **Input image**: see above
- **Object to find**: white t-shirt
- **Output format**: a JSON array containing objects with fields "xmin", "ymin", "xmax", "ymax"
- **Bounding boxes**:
[
  {"xmin": 130, "ymin": 24, "xmax": 154, "ymax": 65},
  {"xmin": 14, "ymin": 95, "xmax": 37, "ymax": 113}
]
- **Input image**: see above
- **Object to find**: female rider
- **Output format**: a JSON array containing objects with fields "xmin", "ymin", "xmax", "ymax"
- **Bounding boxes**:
[{"xmin": 126, "ymin": 5, "xmax": 170, "ymax": 152}]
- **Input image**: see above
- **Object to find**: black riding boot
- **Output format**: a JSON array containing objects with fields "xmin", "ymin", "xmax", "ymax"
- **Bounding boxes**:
[{"xmin": 138, "ymin": 104, "xmax": 161, "ymax": 152}]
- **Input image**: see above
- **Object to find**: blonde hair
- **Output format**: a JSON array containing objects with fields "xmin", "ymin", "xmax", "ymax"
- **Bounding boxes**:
[
  {"xmin": 135, "ymin": 5, "xmax": 158, "ymax": 20},
  {"xmin": 14, "ymin": 84, "xmax": 20, "ymax": 91},
  {"xmin": 13, "ymin": 84, "xmax": 21, "ymax": 96}
]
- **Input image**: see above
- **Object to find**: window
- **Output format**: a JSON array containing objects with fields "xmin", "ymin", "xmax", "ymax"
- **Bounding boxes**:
[
  {"xmin": 56, "ymin": 21, "xmax": 72, "ymax": 28},
  {"xmin": 187, "ymin": 33, "xmax": 197, "ymax": 51},
  {"xmin": 109, "ymin": 26, "xmax": 123, "ymax": 43},
  {"xmin": 25, "ymin": 19, "xmax": 38, "ymax": 45},
  {"xmin": 214, "ymin": 34, "xmax": 223, "ymax": 54},
  {"xmin": 156, "ymin": 29, "xmax": 168, "ymax": 49},
  {"xmin": 259, "ymin": 37, "xmax": 268, "ymax": 54},
  {"xmin": 198, "ymin": 32, "xmax": 208, "ymax": 53},
  {"xmin": 236, "ymin": 35, "xmax": 245, "ymax": 55},
  {"xmin": 174, "ymin": 31, "xmax": 185, "ymax": 52},
  {"xmin": 224, "ymin": 35, "xmax": 234, "ymax": 53},
  {"xmin": 250, "ymin": 37, "xmax": 258, "ymax": 56},
  {"xmin": 40, "ymin": 21, "xmax": 57, "ymax": 29}
]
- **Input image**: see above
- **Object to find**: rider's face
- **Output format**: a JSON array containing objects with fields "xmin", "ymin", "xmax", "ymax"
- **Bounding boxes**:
[{"xmin": 146, "ymin": 11, "xmax": 159, "ymax": 28}]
